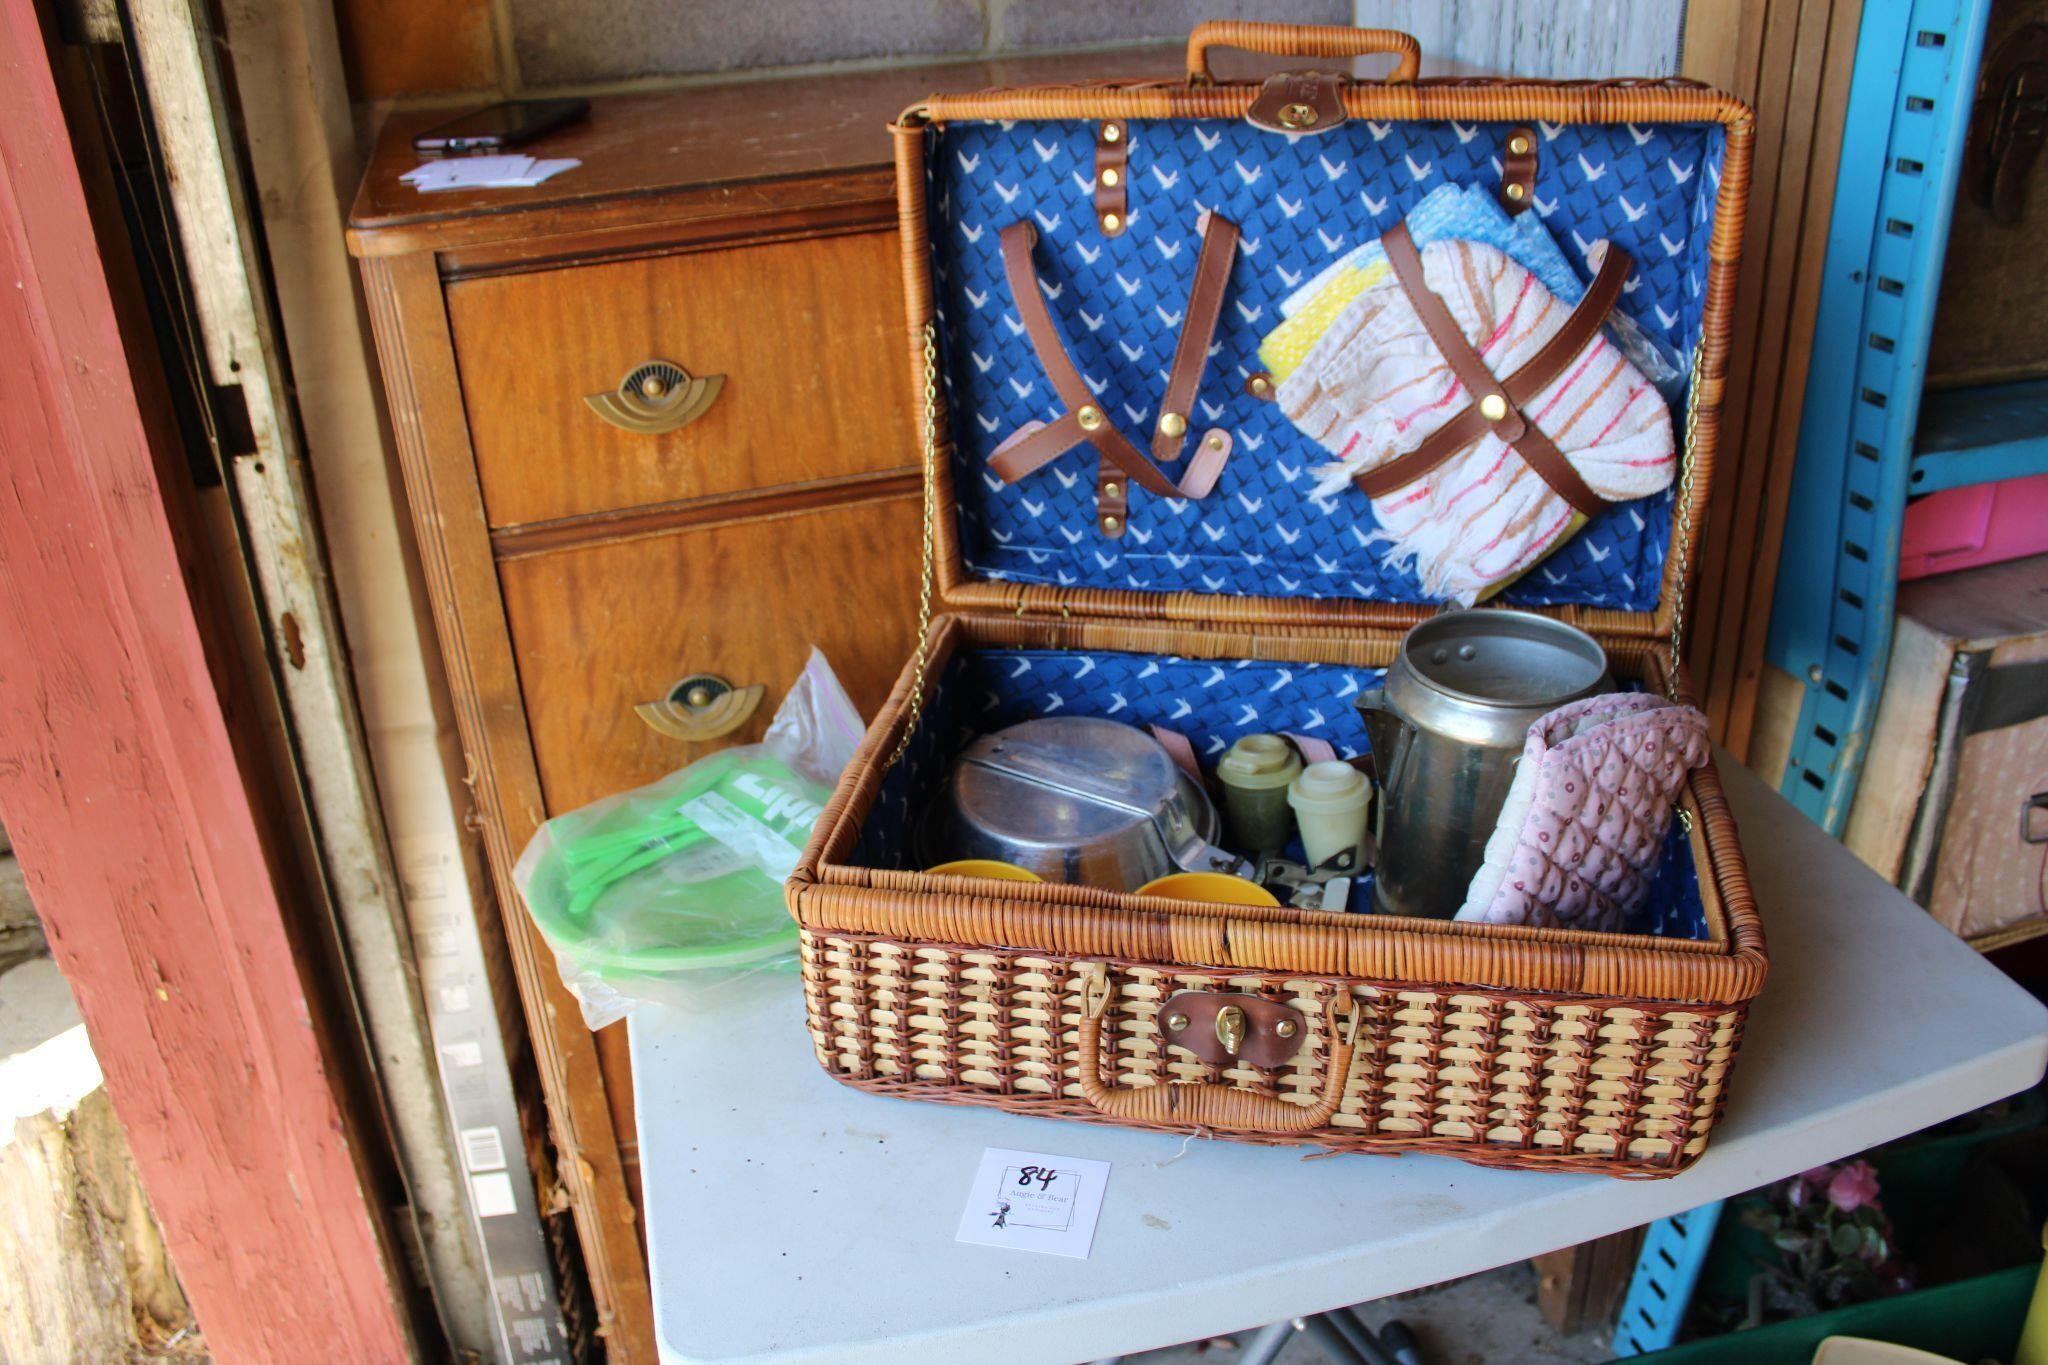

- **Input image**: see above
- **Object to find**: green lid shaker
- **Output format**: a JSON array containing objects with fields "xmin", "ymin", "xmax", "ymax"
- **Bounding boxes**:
[{"xmin": 1216, "ymin": 734, "xmax": 1302, "ymax": 853}]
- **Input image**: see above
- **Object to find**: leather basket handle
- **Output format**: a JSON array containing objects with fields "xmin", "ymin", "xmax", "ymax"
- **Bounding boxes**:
[
  {"xmin": 1186, "ymin": 21, "xmax": 1421, "ymax": 85},
  {"xmin": 1073, "ymin": 964, "xmax": 1360, "ymax": 1133}
]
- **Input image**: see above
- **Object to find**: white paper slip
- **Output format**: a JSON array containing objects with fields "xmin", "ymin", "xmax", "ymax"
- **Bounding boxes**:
[
  {"xmin": 401, "ymin": 155, "xmax": 580, "ymax": 192},
  {"xmin": 955, "ymin": 1147, "xmax": 1110, "ymax": 1259},
  {"xmin": 401, "ymin": 154, "xmax": 531, "ymax": 186}
]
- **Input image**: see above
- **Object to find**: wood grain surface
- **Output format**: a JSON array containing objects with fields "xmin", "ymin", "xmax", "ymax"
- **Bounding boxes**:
[
  {"xmin": 449, "ymin": 229, "xmax": 915, "ymax": 527},
  {"xmin": 500, "ymin": 494, "xmax": 923, "ymax": 813},
  {"xmin": 1682, "ymin": 0, "xmax": 1865, "ymax": 757},
  {"xmin": 347, "ymin": 52, "xmax": 997, "ymax": 1355},
  {"xmin": 500, "ymin": 493, "xmax": 922, "ymax": 1202},
  {"xmin": 335, "ymin": 0, "xmax": 498, "ymax": 99},
  {"xmin": 357, "ymin": 249, "xmax": 657, "ymax": 1358},
  {"xmin": 346, "ymin": 47, "xmax": 1188, "ymax": 248}
]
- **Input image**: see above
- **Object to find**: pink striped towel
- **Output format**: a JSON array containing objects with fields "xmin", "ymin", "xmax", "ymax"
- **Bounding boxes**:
[{"xmin": 1275, "ymin": 237, "xmax": 1676, "ymax": 604}]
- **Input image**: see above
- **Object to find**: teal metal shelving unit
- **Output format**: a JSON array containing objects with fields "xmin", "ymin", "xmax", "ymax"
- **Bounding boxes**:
[
  {"xmin": 1761, "ymin": 0, "xmax": 2005, "ymax": 834},
  {"xmin": 1619, "ymin": 0, "xmax": 2038, "ymax": 1350},
  {"xmin": 1611, "ymin": 1203, "xmax": 1725, "ymax": 1356},
  {"xmin": 1909, "ymin": 377, "xmax": 2048, "ymax": 494}
]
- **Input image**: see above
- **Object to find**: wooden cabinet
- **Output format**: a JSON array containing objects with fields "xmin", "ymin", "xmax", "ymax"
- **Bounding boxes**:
[
  {"xmin": 345, "ymin": 76, "xmax": 898, "ymax": 1365},
  {"xmin": 349, "ymin": 51, "xmax": 1180, "ymax": 1360},
  {"xmin": 502, "ymin": 497, "xmax": 924, "ymax": 810},
  {"xmin": 448, "ymin": 231, "xmax": 914, "ymax": 527}
]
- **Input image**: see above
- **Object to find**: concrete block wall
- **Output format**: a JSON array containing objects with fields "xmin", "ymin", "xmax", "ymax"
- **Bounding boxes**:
[{"xmin": 338, "ymin": 0, "xmax": 1350, "ymax": 102}]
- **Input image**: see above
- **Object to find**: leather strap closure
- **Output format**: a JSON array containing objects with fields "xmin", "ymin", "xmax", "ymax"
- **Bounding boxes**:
[
  {"xmin": 1157, "ymin": 991, "xmax": 1308, "ymax": 1069},
  {"xmin": 1355, "ymin": 222, "xmax": 1629, "ymax": 520},
  {"xmin": 1154, "ymin": 213, "xmax": 1241, "ymax": 463},
  {"xmin": 991, "ymin": 218, "xmax": 1239, "ymax": 534},
  {"xmin": 1097, "ymin": 458, "xmax": 1128, "ymax": 537},
  {"xmin": 1246, "ymin": 71, "xmax": 1348, "ymax": 135},
  {"xmin": 1500, "ymin": 125, "xmax": 1538, "ymax": 215},
  {"xmin": 1095, "ymin": 120, "xmax": 1129, "ymax": 236}
]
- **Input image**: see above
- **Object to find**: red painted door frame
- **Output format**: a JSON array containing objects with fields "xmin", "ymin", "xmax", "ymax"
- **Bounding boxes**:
[{"xmin": 0, "ymin": 3, "xmax": 416, "ymax": 1359}]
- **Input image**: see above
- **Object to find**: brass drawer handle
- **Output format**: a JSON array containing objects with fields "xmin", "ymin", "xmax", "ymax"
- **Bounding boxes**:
[
  {"xmin": 586, "ymin": 360, "xmax": 724, "ymax": 435},
  {"xmin": 635, "ymin": 673, "xmax": 763, "ymax": 742}
]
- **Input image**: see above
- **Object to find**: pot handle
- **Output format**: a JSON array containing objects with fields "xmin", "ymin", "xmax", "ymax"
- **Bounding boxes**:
[
  {"xmin": 1186, "ymin": 22, "xmax": 1422, "ymax": 86},
  {"xmin": 1074, "ymin": 964, "xmax": 1359, "ymax": 1132}
]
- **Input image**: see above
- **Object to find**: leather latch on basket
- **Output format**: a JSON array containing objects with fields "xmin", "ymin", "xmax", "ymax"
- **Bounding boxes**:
[
  {"xmin": 1158, "ymin": 991, "xmax": 1309, "ymax": 1068},
  {"xmin": 1095, "ymin": 120, "xmax": 1130, "ymax": 235},
  {"xmin": 1500, "ymin": 125, "xmax": 1538, "ymax": 215},
  {"xmin": 1246, "ymin": 71, "xmax": 1348, "ymax": 135}
]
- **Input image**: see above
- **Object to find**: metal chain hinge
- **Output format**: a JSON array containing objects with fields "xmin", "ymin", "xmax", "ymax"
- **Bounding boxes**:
[{"xmin": 887, "ymin": 321, "xmax": 942, "ymax": 769}]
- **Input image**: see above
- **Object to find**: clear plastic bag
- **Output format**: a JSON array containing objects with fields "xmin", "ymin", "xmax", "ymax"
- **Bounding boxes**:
[{"xmin": 512, "ymin": 649, "xmax": 859, "ymax": 1028}]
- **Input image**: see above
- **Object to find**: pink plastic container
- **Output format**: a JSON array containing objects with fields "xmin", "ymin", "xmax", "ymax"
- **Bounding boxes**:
[{"xmin": 1900, "ymin": 472, "xmax": 2048, "ymax": 580}]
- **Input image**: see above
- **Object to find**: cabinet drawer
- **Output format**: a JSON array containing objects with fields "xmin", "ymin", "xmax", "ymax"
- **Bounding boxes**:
[
  {"xmin": 448, "ymin": 231, "xmax": 913, "ymax": 529},
  {"xmin": 498, "ymin": 496, "xmax": 921, "ymax": 814}
]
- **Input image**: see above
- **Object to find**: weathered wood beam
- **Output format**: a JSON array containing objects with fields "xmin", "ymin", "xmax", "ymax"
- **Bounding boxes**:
[{"xmin": 0, "ymin": 1, "xmax": 416, "ymax": 1357}]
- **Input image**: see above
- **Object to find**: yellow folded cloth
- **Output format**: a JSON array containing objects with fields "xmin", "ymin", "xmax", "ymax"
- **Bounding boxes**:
[{"xmin": 1258, "ymin": 260, "xmax": 1391, "ymax": 384}]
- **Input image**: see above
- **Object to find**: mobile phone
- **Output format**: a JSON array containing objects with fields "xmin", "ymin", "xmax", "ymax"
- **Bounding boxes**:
[{"xmin": 412, "ymin": 98, "xmax": 590, "ymax": 156}]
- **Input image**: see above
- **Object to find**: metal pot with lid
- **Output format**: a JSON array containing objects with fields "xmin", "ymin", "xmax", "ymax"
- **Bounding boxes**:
[
  {"xmin": 920, "ymin": 717, "xmax": 1250, "ymax": 891},
  {"xmin": 1359, "ymin": 609, "xmax": 1614, "ymax": 920}
]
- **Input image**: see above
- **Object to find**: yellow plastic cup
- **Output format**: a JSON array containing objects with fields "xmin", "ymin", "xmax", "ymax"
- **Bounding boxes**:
[
  {"xmin": 925, "ymin": 858, "xmax": 1043, "ymax": 882},
  {"xmin": 1135, "ymin": 871, "xmax": 1280, "ymax": 906}
]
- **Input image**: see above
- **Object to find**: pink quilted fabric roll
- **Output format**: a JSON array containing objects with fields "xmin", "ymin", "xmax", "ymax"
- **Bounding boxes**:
[{"xmin": 1456, "ymin": 694, "xmax": 1710, "ymax": 931}]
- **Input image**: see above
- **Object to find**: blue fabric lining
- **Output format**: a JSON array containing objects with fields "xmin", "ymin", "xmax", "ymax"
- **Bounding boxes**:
[
  {"xmin": 849, "ymin": 646, "xmax": 1708, "ymax": 941},
  {"xmin": 927, "ymin": 115, "xmax": 1727, "ymax": 609}
]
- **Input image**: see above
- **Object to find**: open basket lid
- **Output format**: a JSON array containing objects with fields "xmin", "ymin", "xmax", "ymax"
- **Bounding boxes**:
[{"xmin": 893, "ymin": 22, "xmax": 1752, "ymax": 642}]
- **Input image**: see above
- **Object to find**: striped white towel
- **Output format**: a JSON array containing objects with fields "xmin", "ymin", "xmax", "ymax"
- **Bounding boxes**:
[{"xmin": 1277, "ymin": 237, "xmax": 1675, "ymax": 604}]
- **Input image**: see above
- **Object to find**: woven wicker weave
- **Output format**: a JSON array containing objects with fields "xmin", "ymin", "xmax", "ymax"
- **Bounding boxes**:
[{"xmin": 790, "ymin": 24, "xmax": 1765, "ymax": 1178}]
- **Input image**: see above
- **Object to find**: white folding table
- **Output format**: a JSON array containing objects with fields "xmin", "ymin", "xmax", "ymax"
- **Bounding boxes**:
[{"xmin": 631, "ymin": 756, "xmax": 2048, "ymax": 1364}]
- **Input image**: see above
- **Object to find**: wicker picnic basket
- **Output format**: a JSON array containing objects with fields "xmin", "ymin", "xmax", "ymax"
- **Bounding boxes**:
[{"xmin": 789, "ymin": 22, "xmax": 1768, "ymax": 1177}]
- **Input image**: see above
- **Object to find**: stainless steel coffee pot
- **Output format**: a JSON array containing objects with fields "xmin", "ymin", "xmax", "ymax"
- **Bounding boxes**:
[{"xmin": 1358, "ymin": 609, "xmax": 1613, "ymax": 920}]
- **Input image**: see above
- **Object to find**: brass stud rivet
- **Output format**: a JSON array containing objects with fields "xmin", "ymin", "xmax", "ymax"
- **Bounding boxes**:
[
  {"xmin": 1505, "ymin": 182, "xmax": 1527, "ymax": 202},
  {"xmin": 1249, "ymin": 375, "xmax": 1273, "ymax": 397},
  {"xmin": 1101, "ymin": 122, "xmax": 1122, "ymax": 143},
  {"xmin": 1102, "ymin": 212, "xmax": 1123, "ymax": 232},
  {"xmin": 1077, "ymin": 404, "xmax": 1105, "ymax": 431},
  {"xmin": 1509, "ymin": 134, "xmax": 1531, "ymax": 155},
  {"xmin": 1480, "ymin": 393, "xmax": 1509, "ymax": 421},
  {"xmin": 1276, "ymin": 1019, "xmax": 1299, "ymax": 1039},
  {"xmin": 1205, "ymin": 432, "xmax": 1226, "ymax": 450},
  {"xmin": 1102, "ymin": 514, "xmax": 1122, "ymax": 532},
  {"xmin": 1280, "ymin": 102, "xmax": 1318, "ymax": 129},
  {"xmin": 1100, "ymin": 167, "xmax": 1121, "ymax": 188},
  {"xmin": 1165, "ymin": 1011, "xmax": 1189, "ymax": 1032},
  {"xmin": 685, "ymin": 684, "xmax": 713, "ymax": 708},
  {"xmin": 641, "ymin": 375, "xmax": 668, "ymax": 398},
  {"xmin": 1103, "ymin": 480, "xmax": 1121, "ymax": 498},
  {"xmin": 1158, "ymin": 411, "xmax": 1187, "ymax": 438}
]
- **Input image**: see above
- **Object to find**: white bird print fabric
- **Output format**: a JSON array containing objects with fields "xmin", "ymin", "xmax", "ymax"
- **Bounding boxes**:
[{"xmin": 926, "ymin": 112, "xmax": 1725, "ymax": 611}]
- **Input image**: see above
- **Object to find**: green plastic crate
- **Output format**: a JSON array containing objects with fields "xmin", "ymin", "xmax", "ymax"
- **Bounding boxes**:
[{"xmin": 1619, "ymin": 1262, "xmax": 2037, "ymax": 1365}]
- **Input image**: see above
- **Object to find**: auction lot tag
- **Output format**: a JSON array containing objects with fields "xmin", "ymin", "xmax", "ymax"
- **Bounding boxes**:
[{"xmin": 954, "ymin": 1147, "xmax": 1111, "ymax": 1259}]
